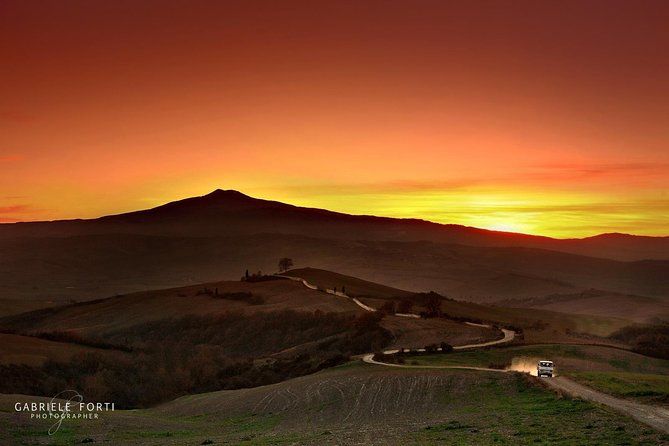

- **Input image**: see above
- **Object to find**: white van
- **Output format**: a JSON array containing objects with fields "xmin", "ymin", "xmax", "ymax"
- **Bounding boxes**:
[{"xmin": 537, "ymin": 360, "xmax": 554, "ymax": 377}]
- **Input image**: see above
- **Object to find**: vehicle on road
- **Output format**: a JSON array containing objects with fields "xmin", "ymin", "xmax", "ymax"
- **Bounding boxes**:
[{"xmin": 537, "ymin": 360, "xmax": 554, "ymax": 377}]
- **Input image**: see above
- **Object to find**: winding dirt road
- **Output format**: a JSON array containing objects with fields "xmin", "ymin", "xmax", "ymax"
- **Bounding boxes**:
[
  {"xmin": 284, "ymin": 273, "xmax": 669, "ymax": 434},
  {"xmin": 363, "ymin": 351, "xmax": 669, "ymax": 434}
]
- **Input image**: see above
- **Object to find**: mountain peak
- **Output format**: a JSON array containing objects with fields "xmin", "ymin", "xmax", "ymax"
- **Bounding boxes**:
[{"xmin": 203, "ymin": 189, "xmax": 251, "ymax": 199}]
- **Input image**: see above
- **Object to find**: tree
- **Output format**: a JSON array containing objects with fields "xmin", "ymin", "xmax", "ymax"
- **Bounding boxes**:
[
  {"xmin": 379, "ymin": 301, "xmax": 396, "ymax": 315},
  {"xmin": 425, "ymin": 292, "xmax": 442, "ymax": 317},
  {"xmin": 278, "ymin": 258, "xmax": 294, "ymax": 272},
  {"xmin": 398, "ymin": 299, "xmax": 413, "ymax": 314}
]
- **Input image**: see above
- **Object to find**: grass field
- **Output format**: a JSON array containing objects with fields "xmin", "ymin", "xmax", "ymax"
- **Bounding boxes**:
[
  {"xmin": 399, "ymin": 344, "xmax": 669, "ymax": 406},
  {"xmin": 569, "ymin": 371, "xmax": 669, "ymax": 406},
  {"xmin": 2, "ymin": 363, "xmax": 667, "ymax": 445},
  {"xmin": 411, "ymin": 375, "xmax": 666, "ymax": 446}
]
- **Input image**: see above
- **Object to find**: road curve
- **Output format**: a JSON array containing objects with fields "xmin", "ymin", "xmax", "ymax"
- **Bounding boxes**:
[
  {"xmin": 454, "ymin": 327, "xmax": 515, "ymax": 350},
  {"xmin": 281, "ymin": 273, "xmax": 516, "ymax": 353},
  {"xmin": 362, "ymin": 354, "xmax": 669, "ymax": 434},
  {"xmin": 277, "ymin": 275, "xmax": 377, "ymax": 312},
  {"xmin": 361, "ymin": 353, "xmax": 503, "ymax": 373},
  {"xmin": 282, "ymin": 274, "xmax": 669, "ymax": 434}
]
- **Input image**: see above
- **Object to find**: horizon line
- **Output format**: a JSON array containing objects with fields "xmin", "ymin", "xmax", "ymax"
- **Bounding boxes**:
[{"xmin": 1, "ymin": 188, "xmax": 666, "ymax": 241}]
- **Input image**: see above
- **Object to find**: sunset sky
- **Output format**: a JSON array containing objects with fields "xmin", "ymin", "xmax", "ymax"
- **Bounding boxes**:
[{"xmin": 1, "ymin": 0, "xmax": 668, "ymax": 237}]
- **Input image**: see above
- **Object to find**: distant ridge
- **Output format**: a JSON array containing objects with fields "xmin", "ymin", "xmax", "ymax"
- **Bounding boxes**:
[{"xmin": 1, "ymin": 189, "xmax": 667, "ymax": 261}]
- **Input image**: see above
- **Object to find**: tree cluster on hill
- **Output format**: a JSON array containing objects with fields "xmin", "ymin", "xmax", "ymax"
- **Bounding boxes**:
[
  {"xmin": 240, "ymin": 271, "xmax": 287, "ymax": 283},
  {"xmin": 610, "ymin": 324, "xmax": 669, "ymax": 359},
  {"xmin": 194, "ymin": 288, "xmax": 265, "ymax": 304}
]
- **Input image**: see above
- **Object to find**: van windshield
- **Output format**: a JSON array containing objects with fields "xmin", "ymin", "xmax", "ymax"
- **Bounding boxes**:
[{"xmin": 539, "ymin": 362, "xmax": 553, "ymax": 367}]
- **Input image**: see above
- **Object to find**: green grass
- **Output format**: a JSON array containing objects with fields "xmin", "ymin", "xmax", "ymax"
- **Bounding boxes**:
[
  {"xmin": 412, "ymin": 374, "xmax": 669, "ymax": 445},
  {"xmin": 5, "ymin": 425, "xmax": 78, "ymax": 446},
  {"xmin": 220, "ymin": 413, "xmax": 282, "ymax": 434},
  {"xmin": 570, "ymin": 371, "xmax": 669, "ymax": 405},
  {"xmin": 130, "ymin": 429, "xmax": 193, "ymax": 438},
  {"xmin": 407, "ymin": 344, "xmax": 669, "ymax": 374},
  {"xmin": 393, "ymin": 344, "xmax": 669, "ymax": 407},
  {"xmin": 2, "ymin": 361, "xmax": 667, "ymax": 445}
]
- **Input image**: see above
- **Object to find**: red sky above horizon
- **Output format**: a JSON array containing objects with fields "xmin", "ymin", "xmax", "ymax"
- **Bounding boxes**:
[{"xmin": 1, "ymin": 0, "xmax": 668, "ymax": 237}]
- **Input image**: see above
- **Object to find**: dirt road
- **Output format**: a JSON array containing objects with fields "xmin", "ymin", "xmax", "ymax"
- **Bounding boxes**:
[
  {"xmin": 364, "ymin": 355, "xmax": 669, "ymax": 434},
  {"xmin": 278, "ymin": 275, "xmax": 378, "ymax": 312},
  {"xmin": 543, "ymin": 376, "xmax": 669, "ymax": 434},
  {"xmin": 288, "ymin": 273, "xmax": 669, "ymax": 434}
]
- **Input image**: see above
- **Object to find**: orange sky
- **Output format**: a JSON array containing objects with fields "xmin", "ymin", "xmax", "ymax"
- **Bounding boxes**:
[{"xmin": 1, "ymin": 1, "xmax": 668, "ymax": 237}]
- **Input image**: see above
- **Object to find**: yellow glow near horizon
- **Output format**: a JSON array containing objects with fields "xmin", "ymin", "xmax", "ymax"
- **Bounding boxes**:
[
  {"xmin": 259, "ymin": 186, "xmax": 668, "ymax": 238},
  {"xmin": 1, "ymin": 177, "xmax": 667, "ymax": 238},
  {"xmin": 1, "ymin": 2, "xmax": 668, "ymax": 238}
]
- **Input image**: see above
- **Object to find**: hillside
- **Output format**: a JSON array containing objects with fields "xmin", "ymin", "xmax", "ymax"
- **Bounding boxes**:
[
  {"xmin": 279, "ymin": 268, "xmax": 630, "ymax": 342},
  {"xmin": 0, "ymin": 333, "xmax": 124, "ymax": 367},
  {"xmin": 497, "ymin": 290, "xmax": 669, "ymax": 324},
  {"xmin": 0, "ymin": 232, "xmax": 667, "ymax": 316},
  {"xmin": 0, "ymin": 273, "xmax": 510, "ymax": 358},
  {"xmin": 1, "ymin": 190, "xmax": 666, "ymax": 331},
  {"xmin": 2, "ymin": 364, "xmax": 666, "ymax": 445},
  {"xmin": 284, "ymin": 268, "xmax": 414, "ymax": 300},
  {"xmin": 0, "ymin": 279, "xmax": 363, "ymax": 335},
  {"xmin": 0, "ymin": 270, "xmax": 663, "ymax": 444},
  {"xmin": 0, "ymin": 273, "xmax": 520, "ymax": 411}
]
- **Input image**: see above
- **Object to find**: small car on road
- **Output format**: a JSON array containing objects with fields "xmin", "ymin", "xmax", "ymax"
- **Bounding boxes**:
[{"xmin": 537, "ymin": 360, "xmax": 554, "ymax": 377}]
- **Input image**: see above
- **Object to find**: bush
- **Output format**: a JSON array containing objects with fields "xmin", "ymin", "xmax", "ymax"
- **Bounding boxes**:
[
  {"xmin": 379, "ymin": 301, "xmax": 396, "ymax": 314},
  {"xmin": 424, "ymin": 344, "xmax": 438, "ymax": 353},
  {"xmin": 212, "ymin": 291, "xmax": 265, "ymax": 305},
  {"xmin": 242, "ymin": 274, "xmax": 287, "ymax": 283},
  {"xmin": 397, "ymin": 299, "xmax": 413, "ymax": 313},
  {"xmin": 440, "ymin": 342, "xmax": 453, "ymax": 353},
  {"xmin": 610, "ymin": 324, "xmax": 669, "ymax": 359}
]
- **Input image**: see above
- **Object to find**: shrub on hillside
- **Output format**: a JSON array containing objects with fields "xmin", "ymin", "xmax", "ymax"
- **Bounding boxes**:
[
  {"xmin": 610, "ymin": 324, "xmax": 669, "ymax": 360},
  {"xmin": 424, "ymin": 344, "xmax": 438, "ymax": 353},
  {"xmin": 212, "ymin": 291, "xmax": 265, "ymax": 305},
  {"xmin": 440, "ymin": 342, "xmax": 453, "ymax": 353}
]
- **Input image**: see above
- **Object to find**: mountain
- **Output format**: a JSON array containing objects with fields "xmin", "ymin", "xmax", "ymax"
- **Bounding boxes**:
[
  {"xmin": 0, "ymin": 190, "xmax": 667, "ymax": 312},
  {"xmin": 1, "ymin": 189, "xmax": 668, "ymax": 261}
]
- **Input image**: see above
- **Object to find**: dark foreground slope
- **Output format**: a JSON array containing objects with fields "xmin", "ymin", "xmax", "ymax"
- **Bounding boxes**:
[{"xmin": 2, "ymin": 364, "xmax": 667, "ymax": 445}]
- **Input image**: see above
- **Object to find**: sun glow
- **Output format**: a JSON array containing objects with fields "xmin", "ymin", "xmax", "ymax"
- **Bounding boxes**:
[
  {"xmin": 1, "ymin": 2, "xmax": 668, "ymax": 237},
  {"xmin": 486, "ymin": 222, "xmax": 527, "ymax": 234}
]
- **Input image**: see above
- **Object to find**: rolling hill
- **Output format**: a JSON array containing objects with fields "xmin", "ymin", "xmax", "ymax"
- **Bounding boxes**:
[
  {"xmin": 0, "ymin": 190, "xmax": 666, "ymax": 316},
  {"xmin": 0, "ymin": 270, "xmax": 663, "ymax": 444},
  {"xmin": 497, "ymin": 290, "xmax": 669, "ymax": 324},
  {"xmin": 281, "ymin": 268, "xmax": 630, "ymax": 341}
]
